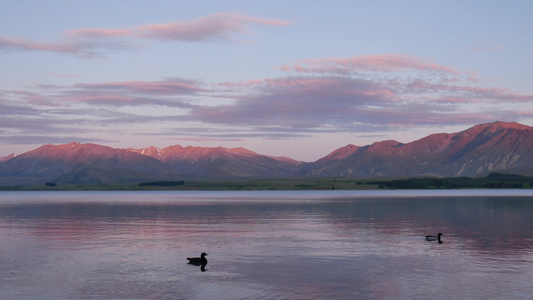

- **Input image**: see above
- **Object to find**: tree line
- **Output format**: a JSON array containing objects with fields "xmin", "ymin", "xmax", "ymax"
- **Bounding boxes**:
[{"xmin": 369, "ymin": 173, "xmax": 533, "ymax": 189}]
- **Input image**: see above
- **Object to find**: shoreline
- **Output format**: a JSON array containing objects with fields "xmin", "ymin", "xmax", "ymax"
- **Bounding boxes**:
[{"xmin": 1, "ymin": 173, "xmax": 532, "ymax": 191}]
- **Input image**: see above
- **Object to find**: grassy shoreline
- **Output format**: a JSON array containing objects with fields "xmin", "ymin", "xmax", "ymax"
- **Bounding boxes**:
[
  {"xmin": 1, "ymin": 173, "xmax": 532, "ymax": 191},
  {"xmin": 0, "ymin": 178, "xmax": 378, "ymax": 191}
]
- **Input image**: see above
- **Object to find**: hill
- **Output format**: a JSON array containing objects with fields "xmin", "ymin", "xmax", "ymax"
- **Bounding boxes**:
[
  {"xmin": 1, "ymin": 121, "xmax": 533, "ymax": 185},
  {"xmin": 0, "ymin": 142, "xmax": 181, "ymax": 185},
  {"xmin": 302, "ymin": 121, "xmax": 533, "ymax": 178},
  {"xmin": 126, "ymin": 145, "xmax": 302, "ymax": 180}
]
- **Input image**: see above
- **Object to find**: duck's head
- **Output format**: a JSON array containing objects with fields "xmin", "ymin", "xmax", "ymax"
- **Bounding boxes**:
[
  {"xmin": 201, "ymin": 252, "xmax": 208, "ymax": 257},
  {"xmin": 437, "ymin": 233, "xmax": 443, "ymax": 237}
]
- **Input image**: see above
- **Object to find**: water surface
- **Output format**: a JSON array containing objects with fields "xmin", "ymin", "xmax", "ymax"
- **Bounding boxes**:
[{"xmin": 1, "ymin": 190, "xmax": 532, "ymax": 299}]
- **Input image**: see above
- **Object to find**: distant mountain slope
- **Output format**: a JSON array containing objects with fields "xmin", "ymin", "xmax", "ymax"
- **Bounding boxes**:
[
  {"xmin": 127, "ymin": 145, "xmax": 302, "ymax": 180},
  {"xmin": 303, "ymin": 121, "xmax": 533, "ymax": 177},
  {"xmin": 316, "ymin": 144, "xmax": 360, "ymax": 162},
  {"xmin": 1, "ymin": 121, "xmax": 533, "ymax": 185},
  {"xmin": 0, "ymin": 142, "xmax": 181, "ymax": 185},
  {"xmin": 0, "ymin": 154, "xmax": 16, "ymax": 163}
]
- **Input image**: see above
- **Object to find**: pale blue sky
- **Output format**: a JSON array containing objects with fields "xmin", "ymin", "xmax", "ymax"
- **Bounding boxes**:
[{"xmin": 1, "ymin": 1, "xmax": 532, "ymax": 161}]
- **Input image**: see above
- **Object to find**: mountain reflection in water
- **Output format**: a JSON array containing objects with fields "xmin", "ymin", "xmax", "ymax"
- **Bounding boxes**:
[{"xmin": 0, "ymin": 190, "xmax": 532, "ymax": 299}]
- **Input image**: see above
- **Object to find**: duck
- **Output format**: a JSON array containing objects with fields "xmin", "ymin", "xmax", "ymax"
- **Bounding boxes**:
[
  {"xmin": 187, "ymin": 252, "xmax": 208, "ymax": 266},
  {"xmin": 425, "ymin": 233, "xmax": 443, "ymax": 243}
]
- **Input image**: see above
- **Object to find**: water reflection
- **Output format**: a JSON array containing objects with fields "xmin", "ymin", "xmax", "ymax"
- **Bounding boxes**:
[{"xmin": 0, "ymin": 191, "xmax": 532, "ymax": 299}]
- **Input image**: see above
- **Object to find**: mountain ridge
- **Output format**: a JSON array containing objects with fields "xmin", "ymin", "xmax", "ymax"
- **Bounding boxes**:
[
  {"xmin": 125, "ymin": 144, "xmax": 301, "ymax": 180},
  {"xmin": 304, "ymin": 121, "xmax": 533, "ymax": 178},
  {"xmin": 1, "ymin": 121, "xmax": 533, "ymax": 185},
  {"xmin": 0, "ymin": 142, "xmax": 182, "ymax": 185}
]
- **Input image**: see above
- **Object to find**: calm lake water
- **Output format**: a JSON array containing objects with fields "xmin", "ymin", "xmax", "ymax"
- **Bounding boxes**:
[{"xmin": 0, "ymin": 190, "xmax": 532, "ymax": 299}]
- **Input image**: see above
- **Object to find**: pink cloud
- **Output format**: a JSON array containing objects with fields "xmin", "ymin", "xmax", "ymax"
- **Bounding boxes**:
[
  {"xmin": 281, "ymin": 54, "xmax": 460, "ymax": 75},
  {"xmin": 67, "ymin": 28, "xmax": 133, "ymax": 39},
  {"xmin": 8, "ymin": 78, "xmax": 208, "ymax": 108},
  {"xmin": 74, "ymin": 78, "xmax": 208, "ymax": 95},
  {"xmin": 4, "ymin": 46, "xmax": 532, "ymax": 143},
  {"xmin": 1, "ymin": 12, "xmax": 290, "ymax": 58},
  {"xmin": 192, "ymin": 75, "xmax": 400, "ymax": 128},
  {"xmin": 218, "ymin": 79, "xmax": 264, "ymax": 88},
  {"xmin": 0, "ymin": 35, "xmax": 92, "ymax": 57},
  {"xmin": 261, "ymin": 76, "xmax": 397, "ymax": 101},
  {"xmin": 189, "ymin": 63, "xmax": 533, "ymax": 131},
  {"xmin": 238, "ymin": 15, "xmax": 292, "ymax": 27},
  {"xmin": 136, "ymin": 12, "xmax": 291, "ymax": 42},
  {"xmin": 28, "ymin": 78, "xmax": 208, "ymax": 107},
  {"xmin": 66, "ymin": 95, "xmax": 139, "ymax": 104},
  {"xmin": 517, "ymin": 111, "xmax": 533, "ymax": 116},
  {"xmin": 430, "ymin": 97, "xmax": 480, "ymax": 104},
  {"xmin": 67, "ymin": 12, "xmax": 291, "ymax": 42},
  {"xmin": 0, "ymin": 35, "xmax": 134, "ymax": 58},
  {"xmin": 464, "ymin": 71, "xmax": 479, "ymax": 83},
  {"xmin": 406, "ymin": 79, "xmax": 533, "ymax": 102},
  {"xmin": 25, "ymin": 95, "xmax": 64, "ymax": 107}
]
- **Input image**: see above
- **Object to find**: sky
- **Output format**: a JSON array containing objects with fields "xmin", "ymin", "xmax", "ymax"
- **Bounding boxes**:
[{"xmin": 1, "ymin": 0, "xmax": 533, "ymax": 162}]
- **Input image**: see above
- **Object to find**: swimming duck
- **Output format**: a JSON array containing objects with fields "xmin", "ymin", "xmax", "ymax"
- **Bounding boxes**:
[
  {"xmin": 425, "ymin": 233, "xmax": 443, "ymax": 243},
  {"xmin": 187, "ymin": 252, "xmax": 208, "ymax": 266}
]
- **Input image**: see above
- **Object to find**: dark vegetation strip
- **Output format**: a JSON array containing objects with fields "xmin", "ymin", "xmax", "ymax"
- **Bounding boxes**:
[
  {"xmin": 0, "ymin": 173, "xmax": 531, "ymax": 191},
  {"xmin": 138, "ymin": 180, "xmax": 184, "ymax": 187}
]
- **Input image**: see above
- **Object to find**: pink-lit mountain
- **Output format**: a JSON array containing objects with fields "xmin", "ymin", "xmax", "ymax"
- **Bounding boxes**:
[
  {"xmin": 126, "ymin": 145, "xmax": 301, "ymax": 179},
  {"xmin": 0, "ymin": 153, "xmax": 16, "ymax": 163},
  {"xmin": 303, "ymin": 121, "xmax": 533, "ymax": 177},
  {"xmin": 1, "ymin": 121, "xmax": 533, "ymax": 185},
  {"xmin": 0, "ymin": 142, "xmax": 181, "ymax": 185}
]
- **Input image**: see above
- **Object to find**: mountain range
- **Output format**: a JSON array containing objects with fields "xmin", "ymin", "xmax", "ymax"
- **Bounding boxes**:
[{"xmin": 1, "ymin": 121, "xmax": 533, "ymax": 185}]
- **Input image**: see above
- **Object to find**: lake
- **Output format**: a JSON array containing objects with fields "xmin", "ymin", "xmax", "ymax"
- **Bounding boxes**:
[{"xmin": 0, "ymin": 190, "xmax": 532, "ymax": 299}]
